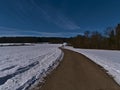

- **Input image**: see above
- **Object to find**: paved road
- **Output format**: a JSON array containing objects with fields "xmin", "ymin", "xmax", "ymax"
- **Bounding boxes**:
[{"xmin": 35, "ymin": 49, "xmax": 120, "ymax": 90}]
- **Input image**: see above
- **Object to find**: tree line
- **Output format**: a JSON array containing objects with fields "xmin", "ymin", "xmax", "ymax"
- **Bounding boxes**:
[
  {"xmin": 0, "ymin": 37, "xmax": 67, "ymax": 43},
  {"xmin": 68, "ymin": 24, "xmax": 120, "ymax": 50}
]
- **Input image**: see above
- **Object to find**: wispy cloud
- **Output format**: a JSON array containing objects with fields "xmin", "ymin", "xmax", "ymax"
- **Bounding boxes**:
[
  {"xmin": 8, "ymin": 0, "xmax": 80, "ymax": 30},
  {"xmin": 49, "ymin": 13, "xmax": 80, "ymax": 30},
  {"xmin": 30, "ymin": 0, "xmax": 80, "ymax": 30},
  {"xmin": 0, "ymin": 26, "xmax": 82, "ymax": 37}
]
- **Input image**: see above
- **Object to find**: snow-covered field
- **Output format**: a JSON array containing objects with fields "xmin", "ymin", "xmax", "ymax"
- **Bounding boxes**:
[
  {"xmin": 65, "ymin": 46, "xmax": 120, "ymax": 85},
  {"xmin": 0, "ymin": 43, "xmax": 32, "ymax": 46},
  {"xmin": 0, "ymin": 44, "xmax": 63, "ymax": 90}
]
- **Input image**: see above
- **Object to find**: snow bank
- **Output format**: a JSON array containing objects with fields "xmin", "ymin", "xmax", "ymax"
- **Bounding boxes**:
[
  {"xmin": 0, "ymin": 44, "xmax": 63, "ymax": 90},
  {"xmin": 65, "ymin": 46, "xmax": 120, "ymax": 85}
]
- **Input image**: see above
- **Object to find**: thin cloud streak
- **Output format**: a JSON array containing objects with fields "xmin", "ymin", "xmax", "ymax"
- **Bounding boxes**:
[
  {"xmin": 30, "ymin": 0, "xmax": 80, "ymax": 30},
  {"xmin": 0, "ymin": 26, "xmax": 82, "ymax": 37}
]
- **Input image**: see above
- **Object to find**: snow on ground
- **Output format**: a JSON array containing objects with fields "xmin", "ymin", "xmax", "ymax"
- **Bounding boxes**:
[
  {"xmin": 0, "ymin": 43, "xmax": 32, "ymax": 46},
  {"xmin": 65, "ymin": 46, "xmax": 120, "ymax": 85},
  {"xmin": 0, "ymin": 44, "xmax": 63, "ymax": 90}
]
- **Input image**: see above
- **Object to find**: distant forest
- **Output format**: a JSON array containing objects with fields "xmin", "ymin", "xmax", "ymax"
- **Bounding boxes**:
[
  {"xmin": 0, "ymin": 37, "xmax": 68, "ymax": 44},
  {"xmin": 0, "ymin": 24, "xmax": 120, "ymax": 50},
  {"xmin": 68, "ymin": 24, "xmax": 120, "ymax": 50}
]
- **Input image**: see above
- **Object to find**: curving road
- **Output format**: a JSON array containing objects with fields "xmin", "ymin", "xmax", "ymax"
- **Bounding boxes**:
[{"xmin": 34, "ymin": 49, "xmax": 120, "ymax": 90}]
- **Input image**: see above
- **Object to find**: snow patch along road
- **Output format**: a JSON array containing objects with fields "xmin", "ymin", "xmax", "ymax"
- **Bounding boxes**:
[
  {"xmin": 65, "ymin": 46, "xmax": 120, "ymax": 85},
  {"xmin": 0, "ymin": 44, "xmax": 63, "ymax": 90}
]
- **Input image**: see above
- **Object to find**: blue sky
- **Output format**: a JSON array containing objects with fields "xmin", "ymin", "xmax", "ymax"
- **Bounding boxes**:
[{"xmin": 0, "ymin": 0, "xmax": 120, "ymax": 37}]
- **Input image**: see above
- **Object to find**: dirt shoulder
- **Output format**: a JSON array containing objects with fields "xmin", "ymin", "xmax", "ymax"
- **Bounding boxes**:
[{"xmin": 34, "ymin": 48, "xmax": 120, "ymax": 90}]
